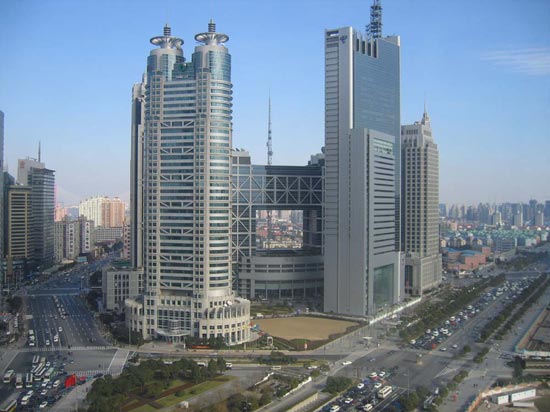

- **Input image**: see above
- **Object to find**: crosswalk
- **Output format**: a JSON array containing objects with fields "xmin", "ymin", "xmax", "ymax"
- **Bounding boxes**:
[
  {"xmin": 19, "ymin": 345, "xmax": 116, "ymax": 353},
  {"xmin": 435, "ymin": 366, "xmax": 457, "ymax": 378}
]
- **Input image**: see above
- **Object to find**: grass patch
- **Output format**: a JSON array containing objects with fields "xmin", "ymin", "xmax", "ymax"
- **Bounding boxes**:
[
  {"xmin": 156, "ymin": 376, "xmax": 234, "ymax": 407},
  {"xmin": 535, "ymin": 395, "xmax": 550, "ymax": 411},
  {"xmin": 130, "ymin": 405, "xmax": 156, "ymax": 412},
  {"xmin": 164, "ymin": 379, "xmax": 187, "ymax": 390}
]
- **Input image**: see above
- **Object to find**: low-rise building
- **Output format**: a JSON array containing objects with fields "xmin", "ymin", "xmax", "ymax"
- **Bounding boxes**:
[{"xmin": 102, "ymin": 260, "xmax": 144, "ymax": 312}]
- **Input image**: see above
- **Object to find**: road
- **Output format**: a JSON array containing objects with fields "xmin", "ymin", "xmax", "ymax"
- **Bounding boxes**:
[{"xmin": 0, "ymin": 256, "xmax": 125, "ymax": 409}]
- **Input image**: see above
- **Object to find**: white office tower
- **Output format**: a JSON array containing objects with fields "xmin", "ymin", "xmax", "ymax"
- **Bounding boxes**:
[
  {"xmin": 401, "ymin": 109, "xmax": 442, "ymax": 296},
  {"xmin": 324, "ymin": 0, "xmax": 402, "ymax": 317},
  {"xmin": 126, "ymin": 23, "xmax": 250, "ymax": 344}
]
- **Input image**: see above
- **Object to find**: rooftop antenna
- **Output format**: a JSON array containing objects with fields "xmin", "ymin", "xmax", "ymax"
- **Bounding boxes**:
[
  {"xmin": 366, "ymin": 0, "xmax": 383, "ymax": 39},
  {"xmin": 38, "ymin": 141, "xmax": 41, "ymax": 162}
]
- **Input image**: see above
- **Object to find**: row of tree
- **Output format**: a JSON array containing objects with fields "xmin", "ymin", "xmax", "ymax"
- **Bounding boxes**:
[
  {"xmin": 399, "ymin": 274, "xmax": 505, "ymax": 342},
  {"xmin": 479, "ymin": 274, "xmax": 548, "ymax": 342}
]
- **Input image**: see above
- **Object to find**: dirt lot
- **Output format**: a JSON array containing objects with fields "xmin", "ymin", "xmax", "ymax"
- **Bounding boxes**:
[{"xmin": 254, "ymin": 316, "xmax": 357, "ymax": 340}]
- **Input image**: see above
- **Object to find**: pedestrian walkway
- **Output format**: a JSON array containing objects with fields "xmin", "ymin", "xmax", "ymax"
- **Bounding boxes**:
[
  {"xmin": 18, "ymin": 345, "xmax": 116, "ymax": 352},
  {"xmin": 109, "ymin": 348, "xmax": 130, "ymax": 376}
]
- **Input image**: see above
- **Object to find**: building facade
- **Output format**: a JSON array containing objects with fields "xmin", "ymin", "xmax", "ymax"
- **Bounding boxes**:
[
  {"xmin": 0, "ymin": 111, "xmax": 4, "ymax": 302},
  {"xmin": 323, "ymin": 4, "xmax": 402, "ymax": 317},
  {"xmin": 54, "ymin": 216, "xmax": 95, "ymax": 262},
  {"xmin": 126, "ymin": 23, "xmax": 250, "ymax": 344},
  {"xmin": 79, "ymin": 196, "xmax": 125, "ymax": 228},
  {"xmin": 401, "ymin": 110, "xmax": 442, "ymax": 295},
  {"xmin": 231, "ymin": 149, "xmax": 324, "ymax": 301},
  {"xmin": 102, "ymin": 262, "xmax": 144, "ymax": 312},
  {"xmin": 5, "ymin": 184, "xmax": 31, "ymax": 291}
]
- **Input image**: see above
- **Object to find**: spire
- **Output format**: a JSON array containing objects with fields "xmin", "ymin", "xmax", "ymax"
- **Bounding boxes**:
[
  {"xmin": 421, "ymin": 98, "xmax": 430, "ymax": 126},
  {"xmin": 267, "ymin": 93, "xmax": 273, "ymax": 166},
  {"xmin": 367, "ymin": 0, "xmax": 383, "ymax": 39},
  {"xmin": 38, "ymin": 140, "xmax": 41, "ymax": 162}
]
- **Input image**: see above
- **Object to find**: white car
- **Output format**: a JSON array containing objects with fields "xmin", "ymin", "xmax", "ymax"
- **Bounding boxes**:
[
  {"xmin": 357, "ymin": 382, "xmax": 365, "ymax": 389},
  {"xmin": 58, "ymin": 326, "xmax": 63, "ymax": 332},
  {"xmin": 369, "ymin": 372, "xmax": 378, "ymax": 378},
  {"xmin": 45, "ymin": 339, "xmax": 51, "ymax": 346},
  {"xmin": 378, "ymin": 371, "xmax": 386, "ymax": 378},
  {"xmin": 344, "ymin": 397, "xmax": 353, "ymax": 404},
  {"xmin": 39, "ymin": 401, "xmax": 48, "ymax": 409},
  {"xmin": 342, "ymin": 360, "xmax": 352, "ymax": 366},
  {"xmin": 40, "ymin": 389, "xmax": 48, "ymax": 396},
  {"xmin": 374, "ymin": 382, "xmax": 382, "ymax": 389}
]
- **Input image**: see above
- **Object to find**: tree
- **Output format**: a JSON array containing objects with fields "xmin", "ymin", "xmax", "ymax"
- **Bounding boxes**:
[
  {"xmin": 462, "ymin": 345, "xmax": 471, "ymax": 354},
  {"xmin": 260, "ymin": 391, "xmax": 272, "ymax": 406}
]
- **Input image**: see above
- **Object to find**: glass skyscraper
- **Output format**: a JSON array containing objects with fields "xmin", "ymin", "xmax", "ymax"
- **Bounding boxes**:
[
  {"xmin": 127, "ymin": 22, "xmax": 250, "ymax": 344},
  {"xmin": 323, "ymin": 4, "xmax": 402, "ymax": 317}
]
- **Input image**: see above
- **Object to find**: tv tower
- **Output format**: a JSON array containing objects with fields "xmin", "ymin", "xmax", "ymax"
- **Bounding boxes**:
[
  {"xmin": 266, "ymin": 95, "xmax": 274, "ymax": 246},
  {"xmin": 267, "ymin": 94, "xmax": 273, "ymax": 166}
]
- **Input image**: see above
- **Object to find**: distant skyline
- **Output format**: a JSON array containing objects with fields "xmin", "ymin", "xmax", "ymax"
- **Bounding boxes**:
[{"xmin": 0, "ymin": 0, "xmax": 549, "ymax": 205}]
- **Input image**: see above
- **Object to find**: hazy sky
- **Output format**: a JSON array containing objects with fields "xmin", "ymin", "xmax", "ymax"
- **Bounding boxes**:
[{"xmin": 0, "ymin": 0, "xmax": 549, "ymax": 206}]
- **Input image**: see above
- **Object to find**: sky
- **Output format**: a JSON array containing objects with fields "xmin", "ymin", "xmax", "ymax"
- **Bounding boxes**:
[{"xmin": 0, "ymin": 0, "xmax": 549, "ymax": 206}]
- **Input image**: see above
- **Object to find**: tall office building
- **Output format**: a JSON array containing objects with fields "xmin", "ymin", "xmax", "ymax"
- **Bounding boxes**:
[
  {"xmin": 17, "ymin": 157, "xmax": 55, "ymax": 271},
  {"xmin": 126, "ymin": 23, "xmax": 250, "ymax": 344},
  {"xmin": 5, "ymin": 184, "xmax": 31, "ymax": 289},
  {"xmin": 513, "ymin": 210, "xmax": 523, "ymax": 227},
  {"xmin": 401, "ymin": 109, "xmax": 442, "ymax": 295},
  {"xmin": 324, "ymin": 0, "xmax": 402, "ymax": 317},
  {"xmin": 0, "ymin": 111, "xmax": 4, "ymax": 303},
  {"xmin": 28, "ymin": 167, "xmax": 55, "ymax": 270}
]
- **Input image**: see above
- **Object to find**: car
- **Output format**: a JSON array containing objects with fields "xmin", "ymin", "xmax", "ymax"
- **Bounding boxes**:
[
  {"xmin": 46, "ymin": 362, "xmax": 51, "ymax": 367},
  {"xmin": 374, "ymin": 382, "xmax": 382, "ymax": 389},
  {"xmin": 452, "ymin": 344, "xmax": 458, "ymax": 349},
  {"xmin": 45, "ymin": 339, "xmax": 51, "ymax": 346},
  {"xmin": 40, "ymin": 389, "xmax": 48, "ymax": 396},
  {"xmin": 344, "ymin": 397, "xmax": 353, "ymax": 404},
  {"xmin": 53, "ymin": 380, "xmax": 61, "ymax": 388},
  {"xmin": 357, "ymin": 382, "xmax": 365, "ymax": 389},
  {"xmin": 378, "ymin": 371, "xmax": 386, "ymax": 378},
  {"xmin": 342, "ymin": 361, "xmax": 352, "ymax": 366},
  {"xmin": 39, "ymin": 401, "xmax": 48, "ymax": 409},
  {"xmin": 440, "ymin": 347, "xmax": 447, "ymax": 352},
  {"xmin": 363, "ymin": 404, "xmax": 373, "ymax": 411},
  {"xmin": 58, "ymin": 326, "xmax": 63, "ymax": 332},
  {"xmin": 369, "ymin": 372, "xmax": 378, "ymax": 379}
]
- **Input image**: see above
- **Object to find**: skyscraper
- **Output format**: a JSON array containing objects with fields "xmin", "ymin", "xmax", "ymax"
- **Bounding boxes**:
[
  {"xmin": 324, "ymin": 0, "xmax": 402, "ymax": 317},
  {"xmin": 0, "ymin": 111, "xmax": 4, "ymax": 304},
  {"xmin": 17, "ymin": 157, "xmax": 55, "ymax": 271},
  {"xmin": 126, "ymin": 23, "xmax": 250, "ymax": 344},
  {"xmin": 401, "ymin": 109, "xmax": 442, "ymax": 295}
]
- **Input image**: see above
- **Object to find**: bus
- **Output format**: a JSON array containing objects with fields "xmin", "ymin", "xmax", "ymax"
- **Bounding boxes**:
[
  {"xmin": 25, "ymin": 373, "xmax": 33, "ymax": 388},
  {"xmin": 44, "ymin": 368, "xmax": 55, "ymax": 381},
  {"xmin": 15, "ymin": 374, "xmax": 23, "ymax": 389},
  {"xmin": 40, "ymin": 357, "xmax": 46, "ymax": 365},
  {"xmin": 2, "ymin": 370, "xmax": 14, "ymax": 384},
  {"xmin": 377, "ymin": 386, "xmax": 393, "ymax": 399},
  {"xmin": 0, "ymin": 393, "xmax": 18, "ymax": 412},
  {"xmin": 32, "ymin": 355, "xmax": 40, "ymax": 366},
  {"xmin": 34, "ymin": 366, "xmax": 45, "ymax": 381}
]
